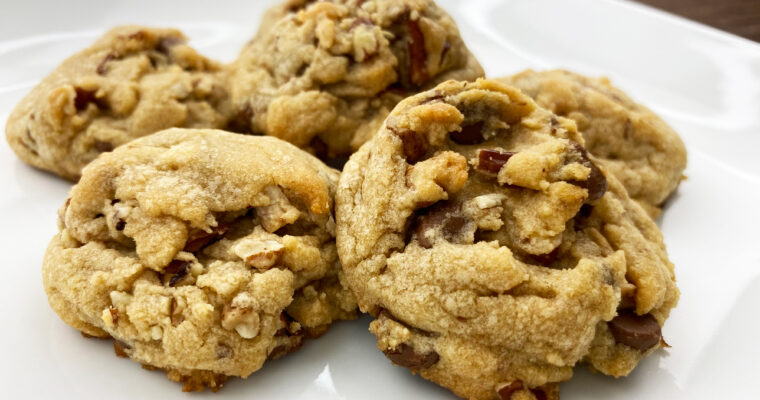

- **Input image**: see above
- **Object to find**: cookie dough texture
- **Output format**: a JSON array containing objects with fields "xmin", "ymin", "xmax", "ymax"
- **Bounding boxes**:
[
  {"xmin": 336, "ymin": 80, "xmax": 678, "ymax": 399},
  {"xmin": 228, "ymin": 0, "xmax": 484, "ymax": 159},
  {"xmin": 42, "ymin": 129, "xmax": 357, "ymax": 391},
  {"xmin": 6, "ymin": 26, "xmax": 231, "ymax": 181},
  {"xmin": 501, "ymin": 70, "xmax": 687, "ymax": 217}
]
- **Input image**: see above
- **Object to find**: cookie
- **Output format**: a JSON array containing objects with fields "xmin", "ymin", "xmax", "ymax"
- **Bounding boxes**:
[
  {"xmin": 42, "ymin": 128, "xmax": 357, "ymax": 391},
  {"xmin": 5, "ymin": 26, "xmax": 231, "ymax": 181},
  {"xmin": 501, "ymin": 70, "xmax": 687, "ymax": 218},
  {"xmin": 228, "ymin": 0, "xmax": 484, "ymax": 162},
  {"xmin": 335, "ymin": 79, "xmax": 679, "ymax": 399}
]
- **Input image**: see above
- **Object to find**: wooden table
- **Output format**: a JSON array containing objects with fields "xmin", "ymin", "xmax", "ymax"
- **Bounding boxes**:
[{"xmin": 634, "ymin": 0, "xmax": 760, "ymax": 42}]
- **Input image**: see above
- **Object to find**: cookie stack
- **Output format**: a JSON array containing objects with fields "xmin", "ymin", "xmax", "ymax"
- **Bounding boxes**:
[{"xmin": 5, "ymin": 0, "xmax": 686, "ymax": 399}]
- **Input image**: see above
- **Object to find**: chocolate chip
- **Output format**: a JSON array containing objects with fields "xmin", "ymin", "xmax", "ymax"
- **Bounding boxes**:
[
  {"xmin": 115, "ymin": 219, "xmax": 126, "ymax": 231},
  {"xmin": 497, "ymin": 381, "xmax": 523, "ymax": 400},
  {"xmin": 74, "ymin": 87, "xmax": 97, "ymax": 111},
  {"xmin": 406, "ymin": 18, "xmax": 428, "ymax": 87},
  {"xmin": 476, "ymin": 148, "xmax": 516, "ymax": 174},
  {"xmin": 569, "ymin": 143, "xmax": 607, "ymax": 201},
  {"xmin": 168, "ymin": 263, "xmax": 189, "ymax": 287},
  {"xmin": 94, "ymin": 140, "xmax": 114, "ymax": 153},
  {"xmin": 183, "ymin": 225, "xmax": 230, "ymax": 253},
  {"xmin": 96, "ymin": 53, "xmax": 116, "ymax": 75},
  {"xmin": 392, "ymin": 128, "xmax": 427, "ymax": 163},
  {"xmin": 608, "ymin": 311, "xmax": 661, "ymax": 351},
  {"xmin": 578, "ymin": 204, "xmax": 594, "ymax": 218},
  {"xmin": 110, "ymin": 199, "xmax": 120, "ymax": 205},
  {"xmin": 414, "ymin": 202, "xmax": 470, "ymax": 249},
  {"xmin": 450, "ymin": 121, "xmax": 486, "ymax": 145},
  {"xmin": 384, "ymin": 343, "xmax": 439, "ymax": 369},
  {"xmin": 164, "ymin": 260, "xmax": 190, "ymax": 274}
]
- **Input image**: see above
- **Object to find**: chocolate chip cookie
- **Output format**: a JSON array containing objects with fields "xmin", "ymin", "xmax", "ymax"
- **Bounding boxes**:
[
  {"xmin": 5, "ymin": 26, "xmax": 231, "ymax": 181},
  {"xmin": 228, "ymin": 0, "xmax": 484, "ymax": 161},
  {"xmin": 42, "ymin": 128, "xmax": 357, "ymax": 391},
  {"xmin": 335, "ymin": 79, "xmax": 679, "ymax": 399},
  {"xmin": 501, "ymin": 70, "xmax": 687, "ymax": 218}
]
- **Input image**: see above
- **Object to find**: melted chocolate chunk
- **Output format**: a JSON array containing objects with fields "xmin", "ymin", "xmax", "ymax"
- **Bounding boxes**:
[
  {"xmin": 608, "ymin": 311, "xmax": 662, "ymax": 351},
  {"xmin": 569, "ymin": 143, "xmax": 607, "ymax": 201},
  {"xmin": 384, "ymin": 343, "xmax": 439, "ymax": 369},
  {"xmin": 414, "ymin": 202, "xmax": 470, "ymax": 249},
  {"xmin": 164, "ymin": 260, "xmax": 190, "ymax": 274},
  {"xmin": 450, "ymin": 121, "xmax": 486, "ymax": 145},
  {"xmin": 168, "ymin": 263, "xmax": 189, "ymax": 287},
  {"xmin": 115, "ymin": 219, "xmax": 126, "ymax": 231},
  {"xmin": 392, "ymin": 128, "xmax": 427, "ymax": 163},
  {"xmin": 74, "ymin": 87, "xmax": 97, "ymax": 111},
  {"xmin": 476, "ymin": 148, "xmax": 516, "ymax": 174}
]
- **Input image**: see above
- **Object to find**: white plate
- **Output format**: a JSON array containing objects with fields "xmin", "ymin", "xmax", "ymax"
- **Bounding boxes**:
[{"xmin": 1, "ymin": 0, "xmax": 759, "ymax": 398}]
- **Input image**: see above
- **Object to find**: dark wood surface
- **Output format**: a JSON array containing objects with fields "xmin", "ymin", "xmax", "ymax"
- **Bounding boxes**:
[{"xmin": 634, "ymin": 0, "xmax": 760, "ymax": 42}]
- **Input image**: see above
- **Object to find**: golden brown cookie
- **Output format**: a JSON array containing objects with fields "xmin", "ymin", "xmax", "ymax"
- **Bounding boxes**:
[
  {"xmin": 228, "ymin": 0, "xmax": 484, "ymax": 162},
  {"xmin": 501, "ymin": 70, "xmax": 687, "ymax": 218},
  {"xmin": 43, "ymin": 128, "xmax": 356, "ymax": 391},
  {"xmin": 5, "ymin": 26, "xmax": 231, "ymax": 181},
  {"xmin": 336, "ymin": 79, "xmax": 679, "ymax": 399}
]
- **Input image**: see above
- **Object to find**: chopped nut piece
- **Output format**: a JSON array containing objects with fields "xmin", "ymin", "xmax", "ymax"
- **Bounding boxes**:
[
  {"xmin": 257, "ymin": 186, "xmax": 301, "ymax": 233},
  {"xmin": 383, "ymin": 343, "xmax": 439, "ymax": 369},
  {"xmin": 231, "ymin": 238, "xmax": 285, "ymax": 269},
  {"xmin": 184, "ymin": 225, "xmax": 229, "ymax": 253},
  {"xmin": 464, "ymin": 194, "xmax": 506, "ymax": 231},
  {"xmin": 221, "ymin": 292, "xmax": 261, "ymax": 339}
]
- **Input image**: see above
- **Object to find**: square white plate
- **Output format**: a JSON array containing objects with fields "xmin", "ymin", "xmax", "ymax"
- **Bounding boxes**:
[{"xmin": 1, "ymin": 0, "xmax": 758, "ymax": 398}]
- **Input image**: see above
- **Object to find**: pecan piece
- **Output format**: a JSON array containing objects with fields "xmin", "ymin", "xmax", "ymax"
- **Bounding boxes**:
[
  {"xmin": 475, "ymin": 148, "xmax": 516, "ymax": 174},
  {"xmin": 184, "ymin": 225, "xmax": 229, "ymax": 253},
  {"xmin": 406, "ymin": 18, "xmax": 428, "ymax": 87},
  {"xmin": 384, "ymin": 343, "xmax": 439, "ymax": 369}
]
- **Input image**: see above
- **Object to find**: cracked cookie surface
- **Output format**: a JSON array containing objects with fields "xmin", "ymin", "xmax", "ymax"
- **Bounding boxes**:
[
  {"xmin": 42, "ymin": 128, "xmax": 356, "ymax": 391},
  {"xmin": 5, "ymin": 26, "xmax": 231, "ymax": 181},
  {"xmin": 335, "ymin": 79, "xmax": 678, "ymax": 400},
  {"xmin": 501, "ymin": 70, "xmax": 687, "ymax": 218},
  {"xmin": 228, "ymin": 0, "xmax": 484, "ymax": 161}
]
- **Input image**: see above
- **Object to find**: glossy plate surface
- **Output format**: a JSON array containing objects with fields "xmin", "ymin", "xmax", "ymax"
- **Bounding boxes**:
[{"xmin": 1, "ymin": 0, "xmax": 758, "ymax": 398}]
